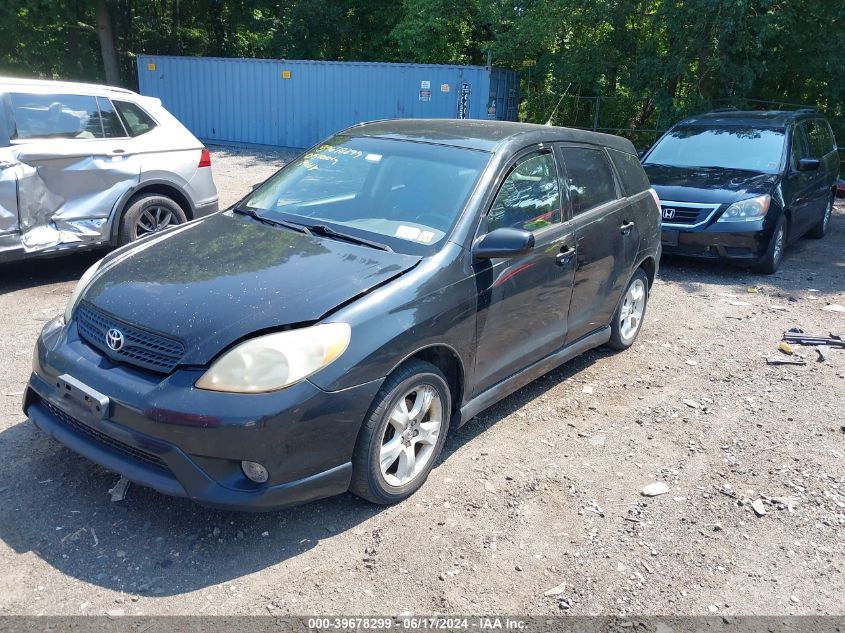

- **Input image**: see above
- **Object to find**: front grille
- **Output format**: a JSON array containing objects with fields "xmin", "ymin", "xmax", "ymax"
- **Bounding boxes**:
[
  {"xmin": 40, "ymin": 398, "xmax": 170, "ymax": 472},
  {"xmin": 660, "ymin": 203, "xmax": 719, "ymax": 226},
  {"xmin": 76, "ymin": 303, "xmax": 185, "ymax": 374}
]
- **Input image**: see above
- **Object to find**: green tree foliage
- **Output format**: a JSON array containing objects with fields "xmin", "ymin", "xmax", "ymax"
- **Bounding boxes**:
[{"xmin": 1, "ymin": 0, "xmax": 843, "ymax": 142}]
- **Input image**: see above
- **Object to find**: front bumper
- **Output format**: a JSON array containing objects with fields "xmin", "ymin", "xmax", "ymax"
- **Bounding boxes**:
[
  {"xmin": 660, "ymin": 219, "xmax": 772, "ymax": 262},
  {"xmin": 24, "ymin": 317, "xmax": 383, "ymax": 511}
]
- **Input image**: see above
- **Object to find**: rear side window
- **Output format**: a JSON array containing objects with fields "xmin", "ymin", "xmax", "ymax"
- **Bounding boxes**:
[
  {"xmin": 560, "ymin": 147, "xmax": 618, "ymax": 215},
  {"xmin": 113, "ymin": 101, "xmax": 157, "ymax": 137},
  {"xmin": 608, "ymin": 148, "xmax": 650, "ymax": 195},
  {"xmin": 97, "ymin": 98, "xmax": 127, "ymax": 138},
  {"xmin": 9, "ymin": 92, "xmax": 103, "ymax": 140},
  {"xmin": 805, "ymin": 120, "xmax": 835, "ymax": 158}
]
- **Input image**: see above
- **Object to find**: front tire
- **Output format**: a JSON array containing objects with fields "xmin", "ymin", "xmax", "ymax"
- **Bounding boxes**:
[
  {"xmin": 118, "ymin": 194, "xmax": 187, "ymax": 245},
  {"xmin": 349, "ymin": 360, "xmax": 451, "ymax": 505},
  {"xmin": 754, "ymin": 214, "xmax": 786, "ymax": 274},
  {"xmin": 607, "ymin": 268, "xmax": 649, "ymax": 350}
]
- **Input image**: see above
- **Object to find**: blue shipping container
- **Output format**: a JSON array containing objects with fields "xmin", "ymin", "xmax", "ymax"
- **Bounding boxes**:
[{"xmin": 137, "ymin": 55, "xmax": 519, "ymax": 149}]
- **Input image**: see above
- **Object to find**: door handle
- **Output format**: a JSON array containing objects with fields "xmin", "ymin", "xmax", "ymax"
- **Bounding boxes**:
[
  {"xmin": 107, "ymin": 149, "xmax": 126, "ymax": 156},
  {"xmin": 555, "ymin": 245, "xmax": 575, "ymax": 266},
  {"xmin": 620, "ymin": 221, "xmax": 635, "ymax": 235}
]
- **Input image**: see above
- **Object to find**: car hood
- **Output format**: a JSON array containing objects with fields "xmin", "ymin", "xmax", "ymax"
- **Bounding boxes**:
[
  {"xmin": 644, "ymin": 164, "xmax": 778, "ymax": 204},
  {"xmin": 81, "ymin": 212, "xmax": 421, "ymax": 366}
]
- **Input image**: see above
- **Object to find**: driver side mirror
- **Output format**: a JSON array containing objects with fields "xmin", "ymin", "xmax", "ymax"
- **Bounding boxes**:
[
  {"xmin": 797, "ymin": 158, "xmax": 821, "ymax": 172},
  {"xmin": 473, "ymin": 228, "xmax": 535, "ymax": 259}
]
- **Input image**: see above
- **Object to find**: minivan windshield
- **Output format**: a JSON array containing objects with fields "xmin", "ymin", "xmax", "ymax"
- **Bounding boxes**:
[
  {"xmin": 644, "ymin": 126, "xmax": 786, "ymax": 174},
  {"xmin": 242, "ymin": 135, "xmax": 491, "ymax": 255}
]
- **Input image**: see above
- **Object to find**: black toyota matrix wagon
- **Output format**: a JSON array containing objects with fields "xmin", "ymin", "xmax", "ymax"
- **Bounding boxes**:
[
  {"xmin": 25, "ymin": 120, "xmax": 660, "ymax": 510},
  {"xmin": 643, "ymin": 109, "xmax": 838, "ymax": 273}
]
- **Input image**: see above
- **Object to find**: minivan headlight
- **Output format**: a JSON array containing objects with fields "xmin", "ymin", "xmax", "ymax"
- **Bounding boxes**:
[
  {"xmin": 64, "ymin": 261, "xmax": 102, "ymax": 322},
  {"xmin": 195, "ymin": 323, "xmax": 351, "ymax": 393},
  {"xmin": 716, "ymin": 194, "xmax": 771, "ymax": 222}
]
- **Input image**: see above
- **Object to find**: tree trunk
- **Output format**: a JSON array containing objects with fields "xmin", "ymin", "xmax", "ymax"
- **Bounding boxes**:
[{"xmin": 96, "ymin": 0, "xmax": 121, "ymax": 85}]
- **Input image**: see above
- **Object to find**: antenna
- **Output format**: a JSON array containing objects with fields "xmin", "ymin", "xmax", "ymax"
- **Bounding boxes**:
[{"xmin": 545, "ymin": 83, "xmax": 571, "ymax": 126}]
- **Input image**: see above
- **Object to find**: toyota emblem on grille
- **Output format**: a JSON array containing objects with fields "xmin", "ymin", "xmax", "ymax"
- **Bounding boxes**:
[
  {"xmin": 662, "ymin": 208, "xmax": 676, "ymax": 220},
  {"xmin": 106, "ymin": 328, "xmax": 125, "ymax": 351}
]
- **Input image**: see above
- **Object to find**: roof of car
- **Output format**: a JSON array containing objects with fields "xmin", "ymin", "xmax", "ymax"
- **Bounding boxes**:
[
  {"xmin": 346, "ymin": 119, "xmax": 637, "ymax": 154},
  {"xmin": 0, "ymin": 76, "xmax": 138, "ymax": 97},
  {"xmin": 676, "ymin": 109, "xmax": 823, "ymax": 129}
]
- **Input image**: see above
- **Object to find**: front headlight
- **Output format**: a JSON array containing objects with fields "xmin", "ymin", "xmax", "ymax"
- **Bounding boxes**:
[
  {"xmin": 195, "ymin": 323, "xmax": 351, "ymax": 393},
  {"xmin": 64, "ymin": 261, "xmax": 102, "ymax": 322},
  {"xmin": 716, "ymin": 194, "xmax": 771, "ymax": 222}
]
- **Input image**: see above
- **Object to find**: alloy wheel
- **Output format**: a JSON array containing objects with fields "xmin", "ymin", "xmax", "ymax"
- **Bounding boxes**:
[
  {"xmin": 772, "ymin": 224, "xmax": 785, "ymax": 265},
  {"xmin": 822, "ymin": 199, "xmax": 832, "ymax": 233},
  {"xmin": 379, "ymin": 385, "xmax": 443, "ymax": 487},
  {"xmin": 619, "ymin": 278, "xmax": 646, "ymax": 342},
  {"xmin": 135, "ymin": 206, "xmax": 176, "ymax": 238}
]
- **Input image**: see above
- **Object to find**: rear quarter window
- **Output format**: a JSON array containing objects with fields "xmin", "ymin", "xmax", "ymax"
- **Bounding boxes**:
[
  {"xmin": 113, "ymin": 101, "xmax": 157, "ymax": 137},
  {"xmin": 806, "ymin": 120, "xmax": 836, "ymax": 158},
  {"xmin": 608, "ymin": 148, "xmax": 651, "ymax": 195}
]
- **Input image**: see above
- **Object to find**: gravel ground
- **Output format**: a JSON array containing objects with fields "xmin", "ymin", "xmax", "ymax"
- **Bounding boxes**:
[{"xmin": 0, "ymin": 147, "xmax": 843, "ymax": 616}]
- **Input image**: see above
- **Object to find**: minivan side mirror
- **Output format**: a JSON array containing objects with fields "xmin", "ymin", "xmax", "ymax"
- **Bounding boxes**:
[
  {"xmin": 473, "ymin": 228, "xmax": 535, "ymax": 259},
  {"xmin": 797, "ymin": 158, "xmax": 821, "ymax": 172}
]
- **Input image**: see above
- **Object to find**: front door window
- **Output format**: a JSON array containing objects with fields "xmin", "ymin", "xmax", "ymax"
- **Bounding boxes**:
[{"xmin": 487, "ymin": 151, "xmax": 561, "ymax": 233}]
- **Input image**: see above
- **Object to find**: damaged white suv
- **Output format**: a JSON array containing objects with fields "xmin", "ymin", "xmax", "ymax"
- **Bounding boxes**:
[{"xmin": 0, "ymin": 77, "xmax": 218, "ymax": 262}]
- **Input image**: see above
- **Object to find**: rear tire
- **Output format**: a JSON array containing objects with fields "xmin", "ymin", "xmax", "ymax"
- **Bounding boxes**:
[
  {"xmin": 118, "ymin": 194, "xmax": 187, "ymax": 245},
  {"xmin": 754, "ymin": 214, "xmax": 786, "ymax": 274},
  {"xmin": 807, "ymin": 194, "xmax": 833, "ymax": 239},
  {"xmin": 349, "ymin": 360, "xmax": 451, "ymax": 505},
  {"xmin": 607, "ymin": 268, "xmax": 649, "ymax": 350}
]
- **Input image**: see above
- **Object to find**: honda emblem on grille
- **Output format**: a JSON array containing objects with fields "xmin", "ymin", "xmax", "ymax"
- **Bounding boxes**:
[
  {"xmin": 106, "ymin": 328, "xmax": 125, "ymax": 351},
  {"xmin": 662, "ymin": 208, "xmax": 676, "ymax": 220}
]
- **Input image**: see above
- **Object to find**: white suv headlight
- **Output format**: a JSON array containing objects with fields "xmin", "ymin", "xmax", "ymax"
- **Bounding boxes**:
[
  {"xmin": 64, "ymin": 261, "xmax": 102, "ymax": 322},
  {"xmin": 716, "ymin": 194, "xmax": 771, "ymax": 222},
  {"xmin": 195, "ymin": 323, "xmax": 351, "ymax": 393}
]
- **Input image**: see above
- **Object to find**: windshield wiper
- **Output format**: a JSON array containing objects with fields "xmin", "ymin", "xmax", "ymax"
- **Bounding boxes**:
[
  {"xmin": 309, "ymin": 224, "xmax": 393, "ymax": 252},
  {"xmin": 233, "ymin": 207, "xmax": 312, "ymax": 235}
]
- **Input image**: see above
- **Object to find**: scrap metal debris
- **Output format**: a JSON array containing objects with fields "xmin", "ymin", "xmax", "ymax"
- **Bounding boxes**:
[
  {"xmin": 782, "ymin": 330, "xmax": 844, "ymax": 348},
  {"xmin": 766, "ymin": 357, "xmax": 806, "ymax": 366},
  {"xmin": 108, "ymin": 476, "xmax": 131, "ymax": 502}
]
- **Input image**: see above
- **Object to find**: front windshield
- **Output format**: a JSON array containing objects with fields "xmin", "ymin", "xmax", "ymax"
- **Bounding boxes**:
[
  {"xmin": 243, "ymin": 135, "xmax": 491, "ymax": 254},
  {"xmin": 644, "ymin": 126, "xmax": 786, "ymax": 174}
]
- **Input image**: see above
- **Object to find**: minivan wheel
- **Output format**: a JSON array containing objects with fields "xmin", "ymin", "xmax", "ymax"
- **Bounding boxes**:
[
  {"xmin": 754, "ymin": 215, "xmax": 787, "ymax": 274},
  {"xmin": 350, "ymin": 360, "xmax": 451, "ymax": 505},
  {"xmin": 607, "ymin": 268, "xmax": 649, "ymax": 350},
  {"xmin": 118, "ymin": 194, "xmax": 187, "ymax": 245},
  {"xmin": 807, "ymin": 195, "xmax": 833, "ymax": 239}
]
